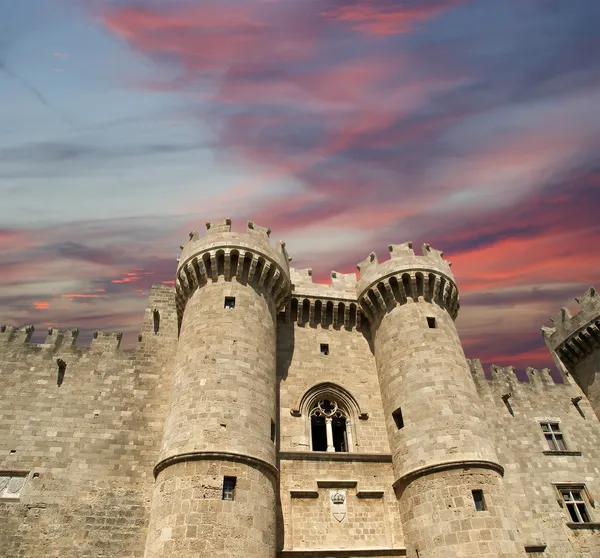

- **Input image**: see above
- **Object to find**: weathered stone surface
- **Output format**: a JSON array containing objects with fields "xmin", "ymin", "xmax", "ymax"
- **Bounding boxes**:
[{"xmin": 0, "ymin": 221, "xmax": 598, "ymax": 558}]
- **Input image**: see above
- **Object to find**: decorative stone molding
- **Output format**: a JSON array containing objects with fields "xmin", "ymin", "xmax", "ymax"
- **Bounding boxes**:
[
  {"xmin": 175, "ymin": 220, "xmax": 292, "ymax": 323},
  {"xmin": 356, "ymin": 243, "xmax": 459, "ymax": 325},
  {"xmin": 278, "ymin": 452, "xmax": 393, "ymax": 463},
  {"xmin": 542, "ymin": 286, "xmax": 600, "ymax": 366},
  {"xmin": 153, "ymin": 451, "xmax": 279, "ymax": 481}
]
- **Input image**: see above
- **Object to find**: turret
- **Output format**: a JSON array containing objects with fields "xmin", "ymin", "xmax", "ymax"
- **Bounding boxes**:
[
  {"xmin": 542, "ymin": 286, "xmax": 600, "ymax": 420},
  {"xmin": 144, "ymin": 220, "xmax": 291, "ymax": 558},
  {"xmin": 357, "ymin": 243, "xmax": 524, "ymax": 558}
]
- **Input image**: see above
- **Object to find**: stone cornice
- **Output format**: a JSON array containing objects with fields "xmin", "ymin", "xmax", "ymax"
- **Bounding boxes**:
[
  {"xmin": 278, "ymin": 451, "xmax": 393, "ymax": 463},
  {"xmin": 154, "ymin": 451, "xmax": 279, "ymax": 481}
]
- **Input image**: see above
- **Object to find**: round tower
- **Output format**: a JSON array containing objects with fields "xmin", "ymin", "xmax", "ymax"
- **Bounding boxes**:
[
  {"xmin": 145, "ymin": 219, "xmax": 291, "ymax": 558},
  {"xmin": 356, "ymin": 243, "xmax": 524, "ymax": 558},
  {"xmin": 542, "ymin": 286, "xmax": 600, "ymax": 420}
]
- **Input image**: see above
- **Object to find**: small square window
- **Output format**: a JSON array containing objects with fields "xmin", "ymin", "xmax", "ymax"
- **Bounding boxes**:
[
  {"xmin": 559, "ymin": 487, "xmax": 592, "ymax": 523},
  {"xmin": 392, "ymin": 407, "xmax": 404, "ymax": 429},
  {"xmin": 224, "ymin": 297, "xmax": 236, "ymax": 309},
  {"xmin": 426, "ymin": 317, "xmax": 436, "ymax": 329},
  {"xmin": 472, "ymin": 489, "xmax": 486, "ymax": 511},
  {"xmin": 222, "ymin": 476, "xmax": 236, "ymax": 501},
  {"xmin": 541, "ymin": 422, "xmax": 567, "ymax": 451},
  {"xmin": 320, "ymin": 343, "xmax": 329, "ymax": 356}
]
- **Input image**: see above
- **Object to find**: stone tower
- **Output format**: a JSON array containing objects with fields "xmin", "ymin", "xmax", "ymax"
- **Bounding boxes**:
[
  {"xmin": 356, "ymin": 243, "xmax": 524, "ymax": 557},
  {"xmin": 542, "ymin": 286, "xmax": 600, "ymax": 420},
  {"xmin": 144, "ymin": 220, "xmax": 291, "ymax": 557}
]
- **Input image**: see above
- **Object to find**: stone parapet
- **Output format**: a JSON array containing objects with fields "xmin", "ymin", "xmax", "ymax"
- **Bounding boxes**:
[
  {"xmin": 176, "ymin": 219, "xmax": 292, "ymax": 323},
  {"xmin": 542, "ymin": 286, "xmax": 600, "ymax": 367},
  {"xmin": 355, "ymin": 243, "xmax": 458, "ymax": 324}
]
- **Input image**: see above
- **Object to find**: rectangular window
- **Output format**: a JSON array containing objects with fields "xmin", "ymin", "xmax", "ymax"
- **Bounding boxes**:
[
  {"xmin": 560, "ymin": 487, "xmax": 591, "ymax": 523},
  {"xmin": 320, "ymin": 343, "xmax": 329, "ymax": 356},
  {"xmin": 541, "ymin": 422, "xmax": 566, "ymax": 451},
  {"xmin": 224, "ymin": 297, "xmax": 236, "ymax": 309},
  {"xmin": 0, "ymin": 474, "xmax": 27, "ymax": 500},
  {"xmin": 271, "ymin": 420, "xmax": 276, "ymax": 443},
  {"xmin": 472, "ymin": 489, "xmax": 486, "ymax": 511},
  {"xmin": 222, "ymin": 476, "xmax": 236, "ymax": 501},
  {"xmin": 426, "ymin": 317, "xmax": 437, "ymax": 329},
  {"xmin": 392, "ymin": 407, "xmax": 404, "ymax": 429}
]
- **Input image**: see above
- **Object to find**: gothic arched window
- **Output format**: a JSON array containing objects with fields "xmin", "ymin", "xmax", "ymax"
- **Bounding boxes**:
[{"xmin": 310, "ymin": 399, "xmax": 349, "ymax": 452}]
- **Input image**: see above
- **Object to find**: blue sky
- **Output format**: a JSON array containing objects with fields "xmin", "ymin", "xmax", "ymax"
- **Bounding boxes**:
[{"xmin": 1, "ymin": 0, "xmax": 599, "ymax": 368}]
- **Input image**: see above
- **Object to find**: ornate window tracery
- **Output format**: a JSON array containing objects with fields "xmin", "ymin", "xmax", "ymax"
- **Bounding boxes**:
[{"xmin": 310, "ymin": 399, "xmax": 350, "ymax": 452}]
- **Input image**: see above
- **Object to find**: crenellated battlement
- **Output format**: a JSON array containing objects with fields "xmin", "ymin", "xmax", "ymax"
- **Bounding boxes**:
[
  {"xmin": 290, "ymin": 268, "xmax": 357, "ymax": 297},
  {"xmin": 278, "ymin": 269, "xmax": 362, "ymax": 329},
  {"xmin": 44, "ymin": 327, "xmax": 79, "ymax": 347},
  {"xmin": 541, "ymin": 286, "xmax": 600, "ymax": 367},
  {"xmin": 176, "ymin": 220, "xmax": 292, "ymax": 322},
  {"xmin": 355, "ymin": 242, "xmax": 458, "ymax": 324},
  {"xmin": 468, "ymin": 359, "xmax": 562, "ymax": 392},
  {"xmin": 0, "ymin": 324, "xmax": 128, "ymax": 352}
]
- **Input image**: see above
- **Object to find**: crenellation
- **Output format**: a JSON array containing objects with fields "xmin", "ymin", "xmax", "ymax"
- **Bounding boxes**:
[
  {"xmin": 205, "ymin": 217, "xmax": 232, "ymax": 235},
  {"xmin": 44, "ymin": 327, "xmax": 79, "ymax": 348},
  {"xmin": 90, "ymin": 330, "xmax": 123, "ymax": 352},
  {"xmin": 2, "ymin": 218, "xmax": 600, "ymax": 558}
]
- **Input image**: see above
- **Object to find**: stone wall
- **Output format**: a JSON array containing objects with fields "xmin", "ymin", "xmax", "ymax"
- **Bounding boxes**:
[
  {"xmin": 0, "ymin": 286, "xmax": 177, "ymax": 558},
  {"xmin": 470, "ymin": 360, "xmax": 600, "ymax": 558},
  {"xmin": 277, "ymin": 315, "xmax": 402, "ymax": 554}
]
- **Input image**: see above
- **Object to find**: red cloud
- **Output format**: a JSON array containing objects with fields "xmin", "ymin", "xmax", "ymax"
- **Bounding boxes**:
[
  {"xmin": 33, "ymin": 301, "xmax": 49, "ymax": 310},
  {"xmin": 111, "ymin": 270, "xmax": 155, "ymax": 284},
  {"xmin": 322, "ymin": 0, "xmax": 468, "ymax": 36}
]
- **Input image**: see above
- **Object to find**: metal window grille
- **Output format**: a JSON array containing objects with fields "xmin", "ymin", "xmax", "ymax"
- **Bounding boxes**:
[
  {"xmin": 541, "ymin": 422, "xmax": 566, "ymax": 451},
  {"xmin": 561, "ymin": 488, "xmax": 591, "ymax": 523}
]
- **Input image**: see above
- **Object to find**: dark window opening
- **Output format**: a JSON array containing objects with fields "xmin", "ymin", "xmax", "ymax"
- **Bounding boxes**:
[
  {"xmin": 472, "ymin": 489, "xmax": 486, "ymax": 511},
  {"xmin": 57, "ymin": 359, "xmax": 66, "ymax": 387},
  {"xmin": 224, "ymin": 297, "xmax": 236, "ymax": 309},
  {"xmin": 427, "ymin": 317, "xmax": 436, "ymax": 329},
  {"xmin": 271, "ymin": 420, "xmax": 276, "ymax": 443},
  {"xmin": 153, "ymin": 309, "xmax": 160, "ymax": 334},
  {"xmin": 561, "ymin": 489, "xmax": 590, "ymax": 523},
  {"xmin": 332, "ymin": 417, "xmax": 348, "ymax": 452},
  {"xmin": 392, "ymin": 407, "xmax": 404, "ymax": 429},
  {"xmin": 541, "ymin": 422, "xmax": 566, "ymax": 451},
  {"xmin": 311, "ymin": 415, "xmax": 327, "ymax": 451},
  {"xmin": 320, "ymin": 343, "xmax": 329, "ymax": 355},
  {"xmin": 222, "ymin": 476, "xmax": 236, "ymax": 501}
]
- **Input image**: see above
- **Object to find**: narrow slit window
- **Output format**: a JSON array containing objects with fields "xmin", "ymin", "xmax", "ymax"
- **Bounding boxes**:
[
  {"xmin": 57, "ymin": 358, "xmax": 66, "ymax": 387},
  {"xmin": 541, "ymin": 422, "xmax": 567, "ymax": 451},
  {"xmin": 320, "ymin": 343, "xmax": 329, "ymax": 356},
  {"xmin": 392, "ymin": 407, "xmax": 404, "ymax": 429},
  {"xmin": 271, "ymin": 420, "xmax": 276, "ymax": 443},
  {"xmin": 224, "ymin": 297, "xmax": 236, "ymax": 309},
  {"xmin": 472, "ymin": 489, "xmax": 486, "ymax": 511},
  {"xmin": 426, "ymin": 317, "xmax": 436, "ymax": 329},
  {"xmin": 152, "ymin": 309, "xmax": 160, "ymax": 333},
  {"xmin": 222, "ymin": 477, "xmax": 236, "ymax": 501}
]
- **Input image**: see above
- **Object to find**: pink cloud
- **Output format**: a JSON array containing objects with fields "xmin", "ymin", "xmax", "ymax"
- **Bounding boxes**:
[{"xmin": 322, "ymin": 0, "xmax": 468, "ymax": 36}]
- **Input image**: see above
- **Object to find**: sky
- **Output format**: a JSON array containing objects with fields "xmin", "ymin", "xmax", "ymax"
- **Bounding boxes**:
[{"xmin": 1, "ymin": 0, "xmax": 599, "ymax": 371}]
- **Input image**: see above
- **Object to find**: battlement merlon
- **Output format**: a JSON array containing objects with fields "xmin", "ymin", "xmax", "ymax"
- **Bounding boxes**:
[
  {"xmin": 290, "ymin": 268, "xmax": 357, "ymax": 300},
  {"xmin": 355, "ymin": 242, "xmax": 459, "ymax": 322},
  {"xmin": 469, "ymin": 359, "xmax": 565, "ymax": 390},
  {"xmin": 176, "ymin": 219, "xmax": 293, "ymax": 314},
  {"xmin": 542, "ymin": 287, "xmax": 600, "ymax": 360}
]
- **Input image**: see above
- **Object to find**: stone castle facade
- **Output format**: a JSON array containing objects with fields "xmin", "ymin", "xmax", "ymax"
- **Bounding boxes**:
[{"xmin": 1, "ymin": 219, "xmax": 599, "ymax": 558}]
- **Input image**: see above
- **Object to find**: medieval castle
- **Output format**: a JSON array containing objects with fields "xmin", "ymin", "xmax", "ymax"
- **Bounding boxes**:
[{"xmin": 1, "ymin": 219, "xmax": 599, "ymax": 558}]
